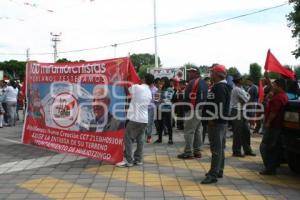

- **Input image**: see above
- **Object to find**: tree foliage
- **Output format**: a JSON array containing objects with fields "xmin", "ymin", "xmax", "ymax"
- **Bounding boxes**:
[
  {"xmin": 268, "ymin": 72, "xmax": 280, "ymax": 79},
  {"xmin": 56, "ymin": 58, "xmax": 85, "ymax": 63},
  {"xmin": 227, "ymin": 67, "xmax": 239, "ymax": 76},
  {"xmin": 288, "ymin": 0, "xmax": 300, "ymax": 58},
  {"xmin": 130, "ymin": 53, "xmax": 161, "ymax": 72},
  {"xmin": 0, "ymin": 60, "xmax": 26, "ymax": 81},
  {"xmin": 130, "ymin": 53, "xmax": 161, "ymax": 78},
  {"xmin": 294, "ymin": 66, "xmax": 300, "ymax": 79},
  {"xmin": 56, "ymin": 58, "xmax": 71, "ymax": 63},
  {"xmin": 249, "ymin": 63, "xmax": 262, "ymax": 84}
]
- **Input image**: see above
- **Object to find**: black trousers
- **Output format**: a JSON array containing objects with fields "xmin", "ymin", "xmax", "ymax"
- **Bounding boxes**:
[
  {"xmin": 157, "ymin": 111, "xmax": 173, "ymax": 141},
  {"xmin": 2, "ymin": 103, "xmax": 8, "ymax": 124},
  {"xmin": 260, "ymin": 128, "xmax": 282, "ymax": 171},
  {"xmin": 231, "ymin": 109, "xmax": 252, "ymax": 154},
  {"xmin": 176, "ymin": 105, "xmax": 185, "ymax": 129}
]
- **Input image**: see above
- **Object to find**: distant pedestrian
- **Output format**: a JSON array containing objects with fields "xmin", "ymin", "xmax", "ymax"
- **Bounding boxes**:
[
  {"xmin": 177, "ymin": 67, "xmax": 208, "ymax": 159},
  {"xmin": 0, "ymin": 81, "xmax": 5, "ymax": 128},
  {"xmin": 201, "ymin": 64, "xmax": 231, "ymax": 184},
  {"xmin": 154, "ymin": 77, "xmax": 175, "ymax": 144},
  {"xmin": 246, "ymin": 78, "xmax": 259, "ymax": 129},
  {"xmin": 3, "ymin": 80, "xmax": 19, "ymax": 127},
  {"xmin": 145, "ymin": 81, "xmax": 158, "ymax": 143},
  {"xmin": 230, "ymin": 73, "xmax": 256, "ymax": 157}
]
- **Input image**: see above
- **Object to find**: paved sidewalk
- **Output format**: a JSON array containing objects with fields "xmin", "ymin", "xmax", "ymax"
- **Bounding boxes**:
[{"xmin": 0, "ymin": 122, "xmax": 300, "ymax": 200}]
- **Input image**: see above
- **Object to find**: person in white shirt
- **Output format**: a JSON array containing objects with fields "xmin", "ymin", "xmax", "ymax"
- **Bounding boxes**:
[
  {"xmin": 3, "ymin": 80, "xmax": 19, "ymax": 126},
  {"xmin": 0, "ymin": 81, "xmax": 6, "ymax": 128},
  {"xmin": 116, "ymin": 73, "xmax": 154, "ymax": 167},
  {"xmin": 230, "ymin": 73, "xmax": 256, "ymax": 157}
]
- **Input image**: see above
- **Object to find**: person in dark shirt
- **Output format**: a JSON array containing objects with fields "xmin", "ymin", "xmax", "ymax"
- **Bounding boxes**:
[
  {"xmin": 260, "ymin": 75, "xmax": 288, "ymax": 175},
  {"xmin": 201, "ymin": 64, "xmax": 232, "ymax": 184},
  {"xmin": 246, "ymin": 78, "xmax": 259, "ymax": 130},
  {"xmin": 174, "ymin": 80, "xmax": 186, "ymax": 130}
]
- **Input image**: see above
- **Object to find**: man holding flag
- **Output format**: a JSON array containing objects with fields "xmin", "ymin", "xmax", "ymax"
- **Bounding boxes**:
[{"xmin": 259, "ymin": 50, "xmax": 293, "ymax": 175}]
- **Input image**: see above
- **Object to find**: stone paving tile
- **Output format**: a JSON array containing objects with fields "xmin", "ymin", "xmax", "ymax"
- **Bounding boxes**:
[{"xmin": 0, "ymin": 124, "xmax": 300, "ymax": 200}]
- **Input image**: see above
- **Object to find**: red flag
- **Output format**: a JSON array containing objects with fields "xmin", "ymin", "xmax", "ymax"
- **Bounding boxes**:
[
  {"xmin": 264, "ymin": 49, "xmax": 295, "ymax": 80},
  {"xmin": 258, "ymin": 80, "xmax": 264, "ymax": 103},
  {"xmin": 127, "ymin": 59, "xmax": 141, "ymax": 84}
]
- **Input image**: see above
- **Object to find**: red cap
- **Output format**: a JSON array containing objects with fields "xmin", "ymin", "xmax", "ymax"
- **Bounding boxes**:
[{"xmin": 210, "ymin": 65, "xmax": 226, "ymax": 73}]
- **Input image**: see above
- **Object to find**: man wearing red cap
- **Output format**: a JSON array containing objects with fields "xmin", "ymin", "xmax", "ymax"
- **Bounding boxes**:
[{"xmin": 202, "ymin": 64, "xmax": 232, "ymax": 184}]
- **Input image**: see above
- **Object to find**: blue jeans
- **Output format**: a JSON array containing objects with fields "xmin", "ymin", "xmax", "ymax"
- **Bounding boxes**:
[{"xmin": 145, "ymin": 107, "xmax": 155, "ymax": 137}]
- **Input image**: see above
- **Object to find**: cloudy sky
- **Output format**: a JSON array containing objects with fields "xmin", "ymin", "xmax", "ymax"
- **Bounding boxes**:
[{"xmin": 0, "ymin": 0, "xmax": 298, "ymax": 73}]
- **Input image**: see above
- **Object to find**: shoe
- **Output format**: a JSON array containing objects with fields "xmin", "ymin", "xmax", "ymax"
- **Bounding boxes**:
[
  {"xmin": 134, "ymin": 160, "xmax": 143, "ymax": 166},
  {"xmin": 116, "ymin": 161, "xmax": 133, "ymax": 168},
  {"xmin": 205, "ymin": 172, "xmax": 223, "ymax": 178},
  {"xmin": 245, "ymin": 152, "xmax": 256, "ymax": 156},
  {"xmin": 201, "ymin": 176, "xmax": 218, "ymax": 184},
  {"xmin": 168, "ymin": 140, "xmax": 173, "ymax": 145},
  {"xmin": 194, "ymin": 152, "xmax": 202, "ymax": 158},
  {"xmin": 259, "ymin": 170, "xmax": 276, "ymax": 175},
  {"xmin": 154, "ymin": 139, "xmax": 162, "ymax": 144},
  {"xmin": 177, "ymin": 153, "xmax": 194, "ymax": 159},
  {"xmin": 146, "ymin": 136, "xmax": 152, "ymax": 144},
  {"xmin": 232, "ymin": 153, "xmax": 245, "ymax": 158}
]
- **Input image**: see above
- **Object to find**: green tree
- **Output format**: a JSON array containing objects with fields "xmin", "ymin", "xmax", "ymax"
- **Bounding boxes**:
[
  {"xmin": 227, "ymin": 67, "xmax": 239, "ymax": 76},
  {"xmin": 56, "ymin": 58, "xmax": 71, "ymax": 63},
  {"xmin": 130, "ymin": 53, "xmax": 161, "ymax": 72},
  {"xmin": 138, "ymin": 64, "xmax": 154, "ymax": 78},
  {"xmin": 268, "ymin": 72, "xmax": 280, "ymax": 79},
  {"xmin": 294, "ymin": 66, "xmax": 300, "ymax": 78},
  {"xmin": 56, "ymin": 58, "xmax": 86, "ymax": 63},
  {"xmin": 288, "ymin": 0, "xmax": 300, "ymax": 58},
  {"xmin": 0, "ymin": 60, "xmax": 26, "ymax": 81},
  {"xmin": 249, "ymin": 63, "xmax": 262, "ymax": 84}
]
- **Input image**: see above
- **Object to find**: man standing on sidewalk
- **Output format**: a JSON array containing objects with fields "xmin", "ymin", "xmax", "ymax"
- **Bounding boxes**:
[
  {"xmin": 260, "ymin": 76, "xmax": 288, "ymax": 175},
  {"xmin": 201, "ymin": 65, "xmax": 232, "ymax": 184},
  {"xmin": 177, "ymin": 67, "xmax": 208, "ymax": 159},
  {"xmin": 230, "ymin": 73, "xmax": 256, "ymax": 157},
  {"xmin": 116, "ymin": 73, "xmax": 154, "ymax": 167}
]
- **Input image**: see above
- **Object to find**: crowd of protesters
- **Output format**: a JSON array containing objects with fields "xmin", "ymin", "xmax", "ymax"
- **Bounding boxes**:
[
  {"xmin": 1, "ymin": 65, "xmax": 299, "ymax": 185},
  {"xmin": 0, "ymin": 80, "xmax": 24, "ymax": 128},
  {"xmin": 118, "ymin": 64, "xmax": 300, "ymax": 184}
]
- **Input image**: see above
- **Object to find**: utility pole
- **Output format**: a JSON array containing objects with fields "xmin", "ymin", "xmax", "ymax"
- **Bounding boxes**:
[
  {"xmin": 153, "ymin": 0, "xmax": 159, "ymax": 68},
  {"xmin": 112, "ymin": 44, "xmax": 117, "ymax": 58},
  {"xmin": 26, "ymin": 48, "xmax": 30, "ymax": 61},
  {"xmin": 50, "ymin": 32, "xmax": 62, "ymax": 62}
]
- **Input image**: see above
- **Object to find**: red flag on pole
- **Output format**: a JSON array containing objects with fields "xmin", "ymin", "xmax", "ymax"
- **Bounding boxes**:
[
  {"xmin": 258, "ymin": 80, "xmax": 264, "ymax": 103},
  {"xmin": 264, "ymin": 49, "xmax": 295, "ymax": 80}
]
